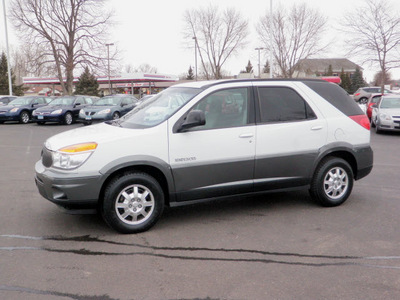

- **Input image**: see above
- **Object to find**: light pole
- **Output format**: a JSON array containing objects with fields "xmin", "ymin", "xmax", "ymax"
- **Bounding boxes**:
[
  {"xmin": 255, "ymin": 47, "xmax": 265, "ymax": 78},
  {"xmin": 269, "ymin": 0, "xmax": 273, "ymax": 78},
  {"xmin": 192, "ymin": 37, "xmax": 198, "ymax": 81},
  {"xmin": 2, "ymin": 0, "xmax": 12, "ymax": 95},
  {"xmin": 106, "ymin": 43, "xmax": 114, "ymax": 94}
]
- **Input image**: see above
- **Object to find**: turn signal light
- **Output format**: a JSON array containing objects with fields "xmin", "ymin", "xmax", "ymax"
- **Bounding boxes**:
[{"xmin": 59, "ymin": 142, "xmax": 98, "ymax": 153}]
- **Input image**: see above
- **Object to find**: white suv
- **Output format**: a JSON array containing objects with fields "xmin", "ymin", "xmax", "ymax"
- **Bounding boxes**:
[{"xmin": 35, "ymin": 79, "xmax": 373, "ymax": 233}]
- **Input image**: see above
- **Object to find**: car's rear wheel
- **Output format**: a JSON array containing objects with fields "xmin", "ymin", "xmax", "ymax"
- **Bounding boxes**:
[
  {"xmin": 19, "ymin": 111, "xmax": 30, "ymax": 124},
  {"xmin": 359, "ymin": 97, "xmax": 368, "ymax": 104},
  {"xmin": 102, "ymin": 172, "xmax": 164, "ymax": 233},
  {"xmin": 310, "ymin": 157, "xmax": 353, "ymax": 207},
  {"xmin": 63, "ymin": 112, "xmax": 73, "ymax": 125}
]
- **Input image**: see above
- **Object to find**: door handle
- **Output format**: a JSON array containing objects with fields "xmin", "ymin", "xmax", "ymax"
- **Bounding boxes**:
[
  {"xmin": 311, "ymin": 126, "xmax": 323, "ymax": 131},
  {"xmin": 239, "ymin": 133, "xmax": 254, "ymax": 138}
]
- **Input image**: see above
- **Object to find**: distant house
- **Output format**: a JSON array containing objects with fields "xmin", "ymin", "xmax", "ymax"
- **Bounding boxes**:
[{"xmin": 294, "ymin": 58, "xmax": 363, "ymax": 79}]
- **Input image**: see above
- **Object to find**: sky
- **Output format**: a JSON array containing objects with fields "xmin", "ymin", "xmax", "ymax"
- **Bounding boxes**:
[{"xmin": 1, "ymin": 0, "xmax": 399, "ymax": 82}]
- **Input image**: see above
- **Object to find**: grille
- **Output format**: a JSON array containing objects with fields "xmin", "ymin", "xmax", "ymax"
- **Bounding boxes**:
[{"xmin": 42, "ymin": 147, "xmax": 53, "ymax": 168}]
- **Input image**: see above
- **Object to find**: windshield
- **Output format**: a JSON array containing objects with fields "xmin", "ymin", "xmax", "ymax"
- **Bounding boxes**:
[
  {"xmin": 115, "ymin": 87, "xmax": 201, "ymax": 128},
  {"xmin": 380, "ymin": 97, "xmax": 400, "ymax": 109},
  {"xmin": 9, "ymin": 97, "xmax": 34, "ymax": 106},
  {"xmin": 49, "ymin": 97, "xmax": 75, "ymax": 106},
  {"xmin": 93, "ymin": 96, "xmax": 124, "ymax": 106}
]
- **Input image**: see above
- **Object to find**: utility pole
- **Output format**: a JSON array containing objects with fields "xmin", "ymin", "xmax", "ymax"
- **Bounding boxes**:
[
  {"xmin": 106, "ymin": 43, "xmax": 114, "ymax": 95},
  {"xmin": 255, "ymin": 47, "xmax": 265, "ymax": 78},
  {"xmin": 2, "ymin": 0, "xmax": 13, "ymax": 95},
  {"xmin": 192, "ymin": 37, "xmax": 198, "ymax": 81}
]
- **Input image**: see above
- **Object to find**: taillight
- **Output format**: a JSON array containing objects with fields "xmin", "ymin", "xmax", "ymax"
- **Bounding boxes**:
[
  {"xmin": 349, "ymin": 115, "xmax": 370, "ymax": 130},
  {"xmin": 355, "ymin": 93, "xmax": 360, "ymax": 96}
]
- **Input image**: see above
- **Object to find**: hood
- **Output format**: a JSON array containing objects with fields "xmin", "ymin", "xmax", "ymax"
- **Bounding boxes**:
[
  {"xmin": 83, "ymin": 105, "xmax": 116, "ymax": 112},
  {"xmin": 45, "ymin": 122, "xmax": 137, "ymax": 151},
  {"xmin": 35, "ymin": 104, "xmax": 66, "ymax": 112},
  {"xmin": 0, "ymin": 104, "xmax": 24, "ymax": 111},
  {"xmin": 380, "ymin": 108, "xmax": 400, "ymax": 116}
]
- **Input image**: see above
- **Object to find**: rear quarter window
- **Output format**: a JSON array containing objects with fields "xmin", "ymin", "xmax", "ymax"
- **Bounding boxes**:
[{"xmin": 304, "ymin": 81, "xmax": 363, "ymax": 116}]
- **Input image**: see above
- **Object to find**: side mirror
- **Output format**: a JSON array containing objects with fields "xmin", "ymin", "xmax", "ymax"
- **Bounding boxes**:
[
  {"xmin": 179, "ymin": 110, "xmax": 206, "ymax": 132},
  {"xmin": 372, "ymin": 104, "xmax": 377, "ymax": 108}
]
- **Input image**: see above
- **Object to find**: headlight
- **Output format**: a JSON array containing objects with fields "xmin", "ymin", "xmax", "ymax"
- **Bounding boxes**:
[
  {"xmin": 10, "ymin": 107, "xmax": 19, "ymax": 113},
  {"xmin": 98, "ymin": 109, "xmax": 111, "ymax": 115},
  {"xmin": 52, "ymin": 142, "xmax": 97, "ymax": 170},
  {"xmin": 32, "ymin": 110, "xmax": 37, "ymax": 116},
  {"xmin": 51, "ymin": 109, "xmax": 62, "ymax": 115},
  {"xmin": 379, "ymin": 113, "xmax": 391, "ymax": 121},
  {"xmin": 79, "ymin": 109, "xmax": 85, "ymax": 117}
]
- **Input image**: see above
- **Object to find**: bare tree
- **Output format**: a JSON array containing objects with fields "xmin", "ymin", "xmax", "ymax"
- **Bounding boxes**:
[
  {"xmin": 342, "ymin": 0, "xmax": 400, "ymax": 92},
  {"xmin": 10, "ymin": 0, "xmax": 113, "ymax": 95},
  {"xmin": 183, "ymin": 5, "xmax": 248, "ymax": 79},
  {"xmin": 256, "ymin": 3, "xmax": 327, "ymax": 78}
]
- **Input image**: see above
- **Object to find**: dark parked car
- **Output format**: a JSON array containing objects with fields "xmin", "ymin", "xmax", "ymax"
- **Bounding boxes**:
[
  {"xmin": 32, "ymin": 95, "xmax": 98, "ymax": 125},
  {"xmin": 0, "ymin": 95, "xmax": 17, "ymax": 106},
  {"xmin": 0, "ymin": 96, "xmax": 52, "ymax": 124},
  {"xmin": 78, "ymin": 94, "xmax": 139, "ymax": 125}
]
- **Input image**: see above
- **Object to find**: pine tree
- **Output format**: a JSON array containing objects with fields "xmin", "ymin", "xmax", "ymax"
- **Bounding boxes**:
[
  {"xmin": 339, "ymin": 68, "xmax": 351, "ymax": 93},
  {"xmin": 0, "ymin": 52, "xmax": 9, "ymax": 95},
  {"xmin": 326, "ymin": 64, "xmax": 333, "ymax": 76},
  {"xmin": 245, "ymin": 60, "xmax": 253, "ymax": 73},
  {"xmin": 0, "ymin": 51, "xmax": 24, "ymax": 96},
  {"xmin": 186, "ymin": 66, "xmax": 194, "ymax": 80},
  {"xmin": 263, "ymin": 61, "xmax": 270, "ymax": 73},
  {"xmin": 74, "ymin": 66, "xmax": 99, "ymax": 96},
  {"xmin": 350, "ymin": 67, "xmax": 367, "ymax": 94}
]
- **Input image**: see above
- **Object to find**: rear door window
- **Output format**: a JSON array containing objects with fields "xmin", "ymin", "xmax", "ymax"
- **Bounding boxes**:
[{"xmin": 257, "ymin": 87, "xmax": 316, "ymax": 123}]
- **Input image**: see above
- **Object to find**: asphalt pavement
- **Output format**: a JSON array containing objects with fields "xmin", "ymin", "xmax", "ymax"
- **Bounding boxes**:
[{"xmin": 1, "ymin": 122, "xmax": 400, "ymax": 300}]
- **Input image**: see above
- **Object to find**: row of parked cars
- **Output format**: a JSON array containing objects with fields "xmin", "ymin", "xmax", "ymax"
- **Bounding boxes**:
[
  {"xmin": 353, "ymin": 87, "xmax": 400, "ymax": 134},
  {"xmin": 0, "ymin": 94, "xmax": 141, "ymax": 125}
]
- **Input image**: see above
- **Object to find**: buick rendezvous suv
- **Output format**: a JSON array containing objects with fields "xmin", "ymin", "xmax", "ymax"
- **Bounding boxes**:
[{"xmin": 35, "ymin": 79, "xmax": 373, "ymax": 233}]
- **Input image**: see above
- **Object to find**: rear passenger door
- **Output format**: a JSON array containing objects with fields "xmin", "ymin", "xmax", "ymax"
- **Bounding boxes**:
[
  {"xmin": 253, "ymin": 82, "xmax": 327, "ymax": 191},
  {"xmin": 169, "ymin": 86, "xmax": 256, "ymax": 202}
]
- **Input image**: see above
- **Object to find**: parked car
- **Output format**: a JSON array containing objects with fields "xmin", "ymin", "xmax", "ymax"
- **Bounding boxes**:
[
  {"xmin": 0, "ymin": 96, "xmax": 52, "ymax": 124},
  {"xmin": 35, "ymin": 79, "xmax": 373, "ymax": 234},
  {"xmin": 0, "ymin": 95, "xmax": 17, "ymax": 106},
  {"xmin": 370, "ymin": 95, "xmax": 400, "ymax": 133},
  {"xmin": 78, "ymin": 94, "xmax": 139, "ymax": 125},
  {"xmin": 353, "ymin": 87, "xmax": 392, "ymax": 104},
  {"xmin": 366, "ymin": 93, "xmax": 383, "ymax": 120},
  {"xmin": 32, "ymin": 95, "xmax": 98, "ymax": 125}
]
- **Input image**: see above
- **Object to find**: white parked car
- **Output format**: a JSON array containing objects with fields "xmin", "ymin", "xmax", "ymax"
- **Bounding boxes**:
[
  {"xmin": 370, "ymin": 94, "xmax": 400, "ymax": 133},
  {"xmin": 35, "ymin": 79, "xmax": 373, "ymax": 233}
]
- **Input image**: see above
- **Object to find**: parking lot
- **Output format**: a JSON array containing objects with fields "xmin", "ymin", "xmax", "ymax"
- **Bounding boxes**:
[{"xmin": 1, "ymin": 122, "xmax": 400, "ymax": 299}]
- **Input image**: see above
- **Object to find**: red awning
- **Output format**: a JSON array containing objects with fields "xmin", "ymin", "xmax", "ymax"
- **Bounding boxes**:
[{"xmin": 321, "ymin": 76, "xmax": 341, "ymax": 84}]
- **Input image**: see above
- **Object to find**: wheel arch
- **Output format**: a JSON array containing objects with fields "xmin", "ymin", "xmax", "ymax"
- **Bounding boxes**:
[
  {"xmin": 98, "ymin": 159, "xmax": 174, "ymax": 209},
  {"xmin": 314, "ymin": 145, "xmax": 358, "ymax": 179}
]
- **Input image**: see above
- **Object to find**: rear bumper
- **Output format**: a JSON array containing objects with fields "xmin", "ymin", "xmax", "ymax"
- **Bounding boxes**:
[{"xmin": 354, "ymin": 145, "xmax": 373, "ymax": 180}]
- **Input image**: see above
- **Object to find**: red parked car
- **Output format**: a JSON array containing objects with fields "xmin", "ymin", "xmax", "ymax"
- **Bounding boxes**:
[{"xmin": 366, "ymin": 93, "xmax": 383, "ymax": 120}]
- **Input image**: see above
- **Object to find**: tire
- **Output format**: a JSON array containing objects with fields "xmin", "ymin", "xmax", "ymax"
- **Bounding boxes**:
[
  {"xmin": 19, "ymin": 111, "xmax": 30, "ymax": 124},
  {"xmin": 102, "ymin": 172, "xmax": 165, "ymax": 233},
  {"xmin": 310, "ymin": 157, "xmax": 354, "ymax": 207},
  {"xmin": 112, "ymin": 112, "xmax": 120, "ymax": 120},
  {"xmin": 63, "ymin": 112, "xmax": 73, "ymax": 125},
  {"xmin": 370, "ymin": 118, "xmax": 375, "ymax": 128},
  {"xmin": 359, "ymin": 97, "xmax": 368, "ymax": 104},
  {"xmin": 375, "ymin": 123, "xmax": 381, "ymax": 134}
]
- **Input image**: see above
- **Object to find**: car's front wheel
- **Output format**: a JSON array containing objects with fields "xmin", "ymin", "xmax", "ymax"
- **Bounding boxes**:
[
  {"xmin": 310, "ymin": 157, "xmax": 354, "ymax": 207},
  {"xmin": 63, "ymin": 112, "xmax": 73, "ymax": 125},
  {"xmin": 102, "ymin": 172, "xmax": 165, "ymax": 233},
  {"xmin": 112, "ymin": 112, "xmax": 120, "ymax": 120},
  {"xmin": 19, "ymin": 111, "xmax": 30, "ymax": 124}
]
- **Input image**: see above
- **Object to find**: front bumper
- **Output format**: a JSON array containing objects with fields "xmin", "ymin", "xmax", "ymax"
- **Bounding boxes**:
[
  {"xmin": 0, "ymin": 112, "xmax": 19, "ymax": 122},
  {"xmin": 377, "ymin": 118, "xmax": 400, "ymax": 132},
  {"xmin": 33, "ymin": 114, "xmax": 63, "ymax": 123},
  {"xmin": 35, "ymin": 160, "xmax": 103, "ymax": 210}
]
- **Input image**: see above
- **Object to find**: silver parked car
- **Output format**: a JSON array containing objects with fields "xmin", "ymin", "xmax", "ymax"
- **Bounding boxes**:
[
  {"xmin": 353, "ymin": 87, "xmax": 392, "ymax": 104},
  {"xmin": 371, "ymin": 95, "xmax": 400, "ymax": 133}
]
